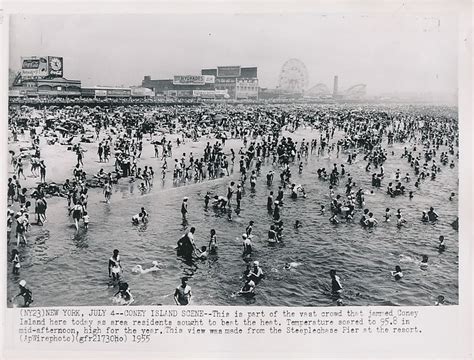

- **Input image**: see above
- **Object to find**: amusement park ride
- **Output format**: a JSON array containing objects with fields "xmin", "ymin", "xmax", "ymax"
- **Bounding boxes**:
[{"xmin": 277, "ymin": 58, "xmax": 367, "ymax": 100}]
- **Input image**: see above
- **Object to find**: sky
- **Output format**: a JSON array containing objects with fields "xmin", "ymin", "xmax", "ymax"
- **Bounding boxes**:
[{"xmin": 9, "ymin": 13, "xmax": 458, "ymax": 95}]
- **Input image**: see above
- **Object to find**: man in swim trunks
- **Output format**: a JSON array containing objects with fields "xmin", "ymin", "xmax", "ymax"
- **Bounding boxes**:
[
  {"xmin": 108, "ymin": 249, "xmax": 122, "ymax": 282},
  {"xmin": 174, "ymin": 277, "xmax": 192, "ymax": 305}
]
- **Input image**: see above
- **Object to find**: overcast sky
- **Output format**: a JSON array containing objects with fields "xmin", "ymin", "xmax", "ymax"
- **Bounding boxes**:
[{"xmin": 9, "ymin": 13, "xmax": 457, "ymax": 94}]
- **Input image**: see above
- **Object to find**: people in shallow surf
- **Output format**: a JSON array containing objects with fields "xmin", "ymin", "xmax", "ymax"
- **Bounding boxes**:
[
  {"xmin": 391, "ymin": 266, "xmax": 403, "ymax": 280},
  {"xmin": 435, "ymin": 295, "xmax": 445, "ymax": 305},
  {"xmin": 177, "ymin": 227, "xmax": 197, "ymax": 259},
  {"xmin": 108, "ymin": 249, "xmax": 122, "ymax": 282},
  {"xmin": 174, "ymin": 277, "xmax": 192, "ymax": 306},
  {"xmin": 132, "ymin": 207, "xmax": 148, "ymax": 225}
]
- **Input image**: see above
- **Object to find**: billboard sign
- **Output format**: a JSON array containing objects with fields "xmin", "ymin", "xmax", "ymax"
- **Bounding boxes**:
[
  {"xmin": 131, "ymin": 87, "xmax": 155, "ymax": 97},
  {"xmin": 21, "ymin": 57, "xmax": 49, "ymax": 79},
  {"xmin": 203, "ymin": 75, "xmax": 215, "ymax": 84},
  {"xmin": 176, "ymin": 90, "xmax": 194, "ymax": 98},
  {"xmin": 106, "ymin": 89, "xmax": 131, "ymax": 97},
  {"xmin": 48, "ymin": 56, "xmax": 63, "ymax": 77},
  {"xmin": 95, "ymin": 90, "xmax": 107, "ymax": 97},
  {"xmin": 215, "ymin": 90, "xmax": 229, "ymax": 96},
  {"xmin": 173, "ymin": 75, "xmax": 205, "ymax": 86},
  {"xmin": 236, "ymin": 78, "xmax": 259, "ymax": 98},
  {"xmin": 193, "ymin": 89, "xmax": 229, "ymax": 98},
  {"xmin": 217, "ymin": 66, "xmax": 241, "ymax": 78},
  {"xmin": 216, "ymin": 77, "xmax": 236, "ymax": 84}
]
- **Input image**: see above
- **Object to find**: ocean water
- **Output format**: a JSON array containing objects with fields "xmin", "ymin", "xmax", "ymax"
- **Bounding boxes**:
[{"xmin": 6, "ymin": 126, "xmax": 458, "ymax": 307}]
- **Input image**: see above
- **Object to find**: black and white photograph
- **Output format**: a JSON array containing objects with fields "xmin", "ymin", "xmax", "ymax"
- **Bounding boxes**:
[{"xmin": 6, "ymin": 11, "xmax": 460, "ymax": 309}]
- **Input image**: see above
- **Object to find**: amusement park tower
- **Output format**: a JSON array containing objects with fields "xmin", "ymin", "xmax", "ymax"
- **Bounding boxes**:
[{"xmin": 333, "ymin": 75, "xmax": 339, "ymax": 96}]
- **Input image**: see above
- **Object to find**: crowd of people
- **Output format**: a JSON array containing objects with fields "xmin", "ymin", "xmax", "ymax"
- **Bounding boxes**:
[{"xmin": 7, "ymin": 101, "xmax": 458, "ymax": 307}]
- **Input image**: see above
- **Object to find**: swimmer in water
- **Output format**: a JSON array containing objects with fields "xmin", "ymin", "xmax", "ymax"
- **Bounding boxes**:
[
  {"xmin": 384, "ymin": 208, "xmax": 391, "ymax": 222},
  {"xmin": 391, "ymin": 265, "xmax": 403, "ymax": 280},
  {"xmin": 11, "ymin": 280, "xmax": 33, "ymax": 307},
  {"xmin": 174, "ymin": 277, "xmax": 192, "ymax": 306},
  {"xmin": 420, "ymin": 255, "xmax": 429, "ymax": 269},
  {"xmin": 131, "ymin": 213, "xmax": 140, "ymax": 225},
  {"xmin": 181, "ymin": 197, "xmax": 188, "ymax": 220},
  {"xmin": 114, "ymin": 282, "xmax": 134, "ymax": 305},
  {"xmin": 320, "ymin": 205, "xmax": 325, "ymax": 215},
  {"xmin": 421, "ymin": 211, "xmax": 429, "ymax": 222},
  {"xmin": 208, "ymin": 229, "xmax": 217, "ymax": 254},
  {"xmin": 242, "ymin": 234, "xmax": 253, "ymax": 256},
  {"xmin": 83, "ymin": 211, "xmax": 90, "ymax": 230},
  {"xmin": 365, "ymin": 212, "xmax": 378, "ymax": 227},
  {"xmin": 409, "ymin": 191, "xmax": 414, "ymax": 199},
  {"xmin": 132, "ymin": 261, "xmax": 161, "ymax": 274},
  {"xmin": 329, "ymin": 214, "xmax": 339, "ymax": 224},
  {"xmin": 108, "ymin": 249, "xmax": 122, "ymax": 282},
  {"xmin": 396, "ymin": 214, "xmax": 407, "ymax": 227},
  {"xmin": 449, "ymin": 192, "xmax": 455, "ymax": 201},
  {"xmin": 247, "ymin": 261, "xmax": 264, "ymax": 284},
  {"xmin": 238, "ymin": 279, "xmax": 255, "ymax": 295},
  {"xmin": 10, "ymin": 249, "xmax": 20, "ymax": 275},
  {"xmin": 284, "ymin": 262, "xmax": 302, "ymax": 270},
  {"xmin": 245, "ymin": 220, "xmax": 254, "ymax": 237},
  {"xmin": 140, "ymin": 207, "xmax": 149, "ymax": 222},
  {"xmin": 427, "ymin": 207, "xmax": 439, "ymax": 222},
  {"xmin": 294, "ymin": 220, "xmax": 302, "ymax": 229},
  {"xmin": 195, "ymin": 246, "xmax": 209, "ymax": 259},
  {"xmin": 435, "ymin": 295, "xmax": 445, "ymax": 306},
  {"xmin": 438, "ymin": 235, "xmax": 446, "ymax": 252}
]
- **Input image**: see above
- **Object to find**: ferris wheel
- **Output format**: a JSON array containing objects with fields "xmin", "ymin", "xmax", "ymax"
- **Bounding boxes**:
[{"xmin": 278, "ymin": 58, "xmax": 309, "ymax": 93}]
